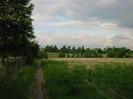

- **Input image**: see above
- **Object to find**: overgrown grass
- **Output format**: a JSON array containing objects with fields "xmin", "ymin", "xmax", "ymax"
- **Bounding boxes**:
[
  {"xmin": 0, "ymin": 63, "xmax": 36, "ymax": 99},
  {"xmin": 92, "ymin": 63, "xmax": 133, "ymax": 99},
  {"xmin": 42, "ymin": 61, "xmax": 105, "ymax": 99},
  {"xmin": 42, "ymin": 60, "xmax": 133, "ymax": 99}
]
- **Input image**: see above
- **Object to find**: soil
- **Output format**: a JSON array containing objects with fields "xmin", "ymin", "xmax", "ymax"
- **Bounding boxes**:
[{"xmin": 30, "ymin": 63, "xmax": 47, "ymax": 99}]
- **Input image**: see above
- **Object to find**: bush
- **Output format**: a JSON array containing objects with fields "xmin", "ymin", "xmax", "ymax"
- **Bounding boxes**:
[{"xmin": 58, "ymin": 52, "xmax": 66, "ymax": 58}]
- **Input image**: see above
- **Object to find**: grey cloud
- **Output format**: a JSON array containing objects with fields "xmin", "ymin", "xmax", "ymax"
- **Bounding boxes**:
[
  {"xmin": 35, "ymin": 32, "xmax": 133, "ymax": 49},
  {"xmin": 32, "ymin": 0, "xmax": 133, "ymax": 28},
  {"xmin": 69, "ymin": 0, "xmax": 133, "ymax": 28},
  {"xmin": 32, "ymin": 0, "xmax": 133, "ymax": 49},
  {"xmin": 35, "ymin": 32, "xmax": 109, "ymax": 48},
  {"xmin": 109, "ymin": 35, "xmax": 133, "ymax": 49}
]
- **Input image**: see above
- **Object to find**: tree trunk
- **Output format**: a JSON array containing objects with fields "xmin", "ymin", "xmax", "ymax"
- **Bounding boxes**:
[
  {"xmin": 2, "ymin": 52, "xmax": 5, "ymax": 67},
  {"xmin": 14, "ymin": 56, "xmax": 17, "ymax": 72},
  {"xmin": 22, "ymin": 56, "xmax": 26, "ymax": 67}
]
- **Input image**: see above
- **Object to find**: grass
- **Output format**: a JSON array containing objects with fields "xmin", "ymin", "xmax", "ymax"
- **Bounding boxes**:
[
  {"xmin": 42, "ymin": 60, "xmax": 133, "ymax": 99},
  {"xmin": 0, "ymin": 62, "xmax": 36, "ymax": 99},
  {"xmin": 92, "ymin": 63, "xmax": 133, "ymax": 99},
  {"xmin": 50, "ymin": 58, "xmax": 133, "ymax": 68},
  {"xmin": 47, "ymin": 52, "xmax": 59, "ymax": 58}
]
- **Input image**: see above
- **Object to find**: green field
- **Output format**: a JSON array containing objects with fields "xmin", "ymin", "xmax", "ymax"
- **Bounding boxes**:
[
  {"xmin": 1, "ymin": 58, "xmax": 133, "ymax": 99},
  {"xmin": 47, "ymin": 52, "xmax": 59, "ymax": 58},
  {"xmin": 42, "ymin": 58, "xmax": 133, "ymax": 99}
]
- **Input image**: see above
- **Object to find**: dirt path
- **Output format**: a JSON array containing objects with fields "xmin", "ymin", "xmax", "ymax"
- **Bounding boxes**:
[{"xmin": 31, "ymin": 63, "xmax": 47, "ymax": 99}]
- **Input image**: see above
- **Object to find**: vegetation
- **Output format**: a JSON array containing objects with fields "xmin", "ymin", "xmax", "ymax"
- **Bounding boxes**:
[
  {"xmin": 42, "ymin": 45, "xmax": 133, "ymax": 58},
  {"xmin": 47, "ymin": 52, "xmax": 58, "ymax": 58},
  {"xmin": 0, "ymin": 62, "xmax": 36, "ymax": 99},
  {"xmin": 42, "ymin": 60, "xmax": 133, "ymax": 99},
  {"xmin": 0, "ymin": 0, "xmax": 38, "ymax": 99},
  {"xmin": 0, "ymin": 0, "xmax": 39, "ymax": 67},
  {"xmin": 0, "ymin": 0, "xmax": 133, "ymax": 99},
  {"xmin": 42, "ymin": 61, "xmax": 102, "ymax": 99},
  {"xmin": 92, "ymin": 63, "xmax": 133, "ymax": 99},
  {"xmin": 38, "ymin": 48, "xmax": 48, "ymax": 59}
]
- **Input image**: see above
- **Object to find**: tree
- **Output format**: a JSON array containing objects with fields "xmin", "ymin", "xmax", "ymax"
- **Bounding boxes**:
[
  {"xmin": 38, "ymin": 48, "xmax": 48, "ymax": 59},
  {"xmin": 60, "ymin": 45, "xmax": 67, "ymax": 53},
  {"xmin": 0, "ymin": 0, "xmax": 35, "ymax": 66},
  {"xmin": 27, "ymin": 41, "xmax": 39, "ymax": 64},
  {"xmin": 53, "ymin": 45, "xmax": 59, "ymax": 52},
  {"xmin": 67, "ymin": 46, "xmax": 71, "ymax": 53}
]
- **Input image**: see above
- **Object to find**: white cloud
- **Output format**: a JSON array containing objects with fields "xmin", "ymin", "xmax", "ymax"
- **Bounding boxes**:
[
  {"xmin": 35, "ymin": 31, "xmax": 133, "ymax": 49},
  {"xmin": 96, "ymin": 0, "xmax": 119, "ymax": 8},
  {"xmin": 32, "ymin": 0, "xmax": 133, "ymax": 49},
  {"xmin": 48, "ymin": 19, "xmax": 118, "ymax": 31},
  {"xmin": 108, "ymin": 35, "xmax": 133, "ymax": 49}
]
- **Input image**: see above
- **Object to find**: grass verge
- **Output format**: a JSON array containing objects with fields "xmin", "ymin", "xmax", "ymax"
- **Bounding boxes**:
[{"xmin": 0, "ymin": 63, "xmax": 36, "ymax": 99}]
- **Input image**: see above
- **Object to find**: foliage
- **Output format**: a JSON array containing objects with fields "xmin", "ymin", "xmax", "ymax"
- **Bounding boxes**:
[
  {"xmin": 0, "ymin": 0, "xmax": 38, "ymax": 66},
  {"xmin": 42, "ymin": 60, "xmax": 133, "ymax": 99},
  {"xmin": 43, "ymin": 45, "xmax": 133, "ymax": 58},
  {"xmin": 0, "ymin": 64, "xmax": 36, "ymax": 99},
  {"xmin": 44, "ymin": 45, "xmax": 59, "ymax": 52},
  {"xmin": 58, "ymin": 52, "xmax": 66, "ymax": 58},
  {"xmin": 38, "ymin": 48, "xmax": 48, "ymax": 59},
  {"xmin": 26, "ymin": 41, "xmax": 39, "ymax": 65}
]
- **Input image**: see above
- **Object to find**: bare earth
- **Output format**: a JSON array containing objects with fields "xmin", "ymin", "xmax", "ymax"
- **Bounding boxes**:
[{"xmin": 31, "ymin": 64, "xmax": 47, "ymax": 99}]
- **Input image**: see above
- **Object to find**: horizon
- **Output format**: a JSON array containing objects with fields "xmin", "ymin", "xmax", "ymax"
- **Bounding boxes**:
[
  {"xmin": 32, "ymin": 0, "xmax": 133, "ymax": 49},
  {"xmin": 40, "ymin": 45, "xmax": 133, "ymax": 50}
]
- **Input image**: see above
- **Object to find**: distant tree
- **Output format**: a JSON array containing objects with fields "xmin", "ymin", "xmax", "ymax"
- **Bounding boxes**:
[
  {"xmin": 43, "ymin": 45, "xmax": 133, "ymax": 58},
  {"xmin": 38, "ymin": 48, "xmax": 48, "ymax": 59},
  {"xmin": 53, "ymin": 45, "xmax": 59, "ymax": 52},
  {"xmin": 105, "ymin": 47, "xmax": 131, "ymax": 58},
  {"xmin": 44, "ymin": 45, "xmax": 51, "ymax": 52},
  {"xmin": 67, "ymin": 46, "xmax": 71, "ymax": 53},
  {"xmin": 44, "ymin": 45, "xmax": 58, "ymax": 52},
  {"xmin": 60, "ymin": 45, "xmax": 68, "ymax": 54},
  {"xmin": 81, "ymin": 46, "xmax": 85, "ymax": 53},
  {"xmin": 72, "ymin": 47, "xmax": 76, "ymax": 53}
]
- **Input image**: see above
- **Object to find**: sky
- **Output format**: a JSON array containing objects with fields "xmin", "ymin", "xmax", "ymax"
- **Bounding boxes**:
[{"xmin": 32, "ymin": 0, "xmax": 133, "ymax": 49}]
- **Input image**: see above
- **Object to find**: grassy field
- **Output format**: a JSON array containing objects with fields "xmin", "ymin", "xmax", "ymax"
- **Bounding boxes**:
[
  {"xmin": 49, "ymin": 58, "xmax": 133, "ymax": 68},
  {"xmin": 47, "ymin": 52, "xmax": 59, "ymax": 58},
  {"xmin": 42, "ymin": 59, "xmax": 133, "ymax": 99}
]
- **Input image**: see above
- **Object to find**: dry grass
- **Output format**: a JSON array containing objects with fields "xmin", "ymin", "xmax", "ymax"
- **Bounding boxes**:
[
  {"xmin": 49, "ymin": 58, "xmax": 133, "ymax": 68},
  {"xmin": 47, "ymin": 53, "xmax": 59, "ymax": 58}
]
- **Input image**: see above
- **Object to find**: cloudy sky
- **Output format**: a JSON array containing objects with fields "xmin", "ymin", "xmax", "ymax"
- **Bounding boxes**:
[{"xmin": 32, "ymin": 0, "xmax": 133, "ymax": 49}]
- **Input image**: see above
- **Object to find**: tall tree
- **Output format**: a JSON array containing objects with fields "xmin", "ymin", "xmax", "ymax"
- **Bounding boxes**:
[{"xmin": 0, "ymin": 0, "xmax": 35, "ymax": 66}]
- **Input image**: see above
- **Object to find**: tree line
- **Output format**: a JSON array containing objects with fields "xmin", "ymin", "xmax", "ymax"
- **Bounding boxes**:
[
  {"xmin": 40, "ymin": 45, "xmax": 133, "ymax": 58},
  {"xmin": 0, "ymin": 0, "xmax": 39, "ymax": 68}
]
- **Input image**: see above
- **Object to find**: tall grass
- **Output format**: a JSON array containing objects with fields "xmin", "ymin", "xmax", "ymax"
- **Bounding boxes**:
[
  {"xmin": 42, "ymin": 60, "xmax": 133, "ymax": 99},
  {"xmin": 92, "ymin": 63, "xmax": 133, "ymax": 99},
  {"xmin": 0, "ymin": 62, "xmax": 36, "ymax": 99},
  {"xmin": 42, "ymin": 61, "xmax": 105, "ymax": 99}
]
